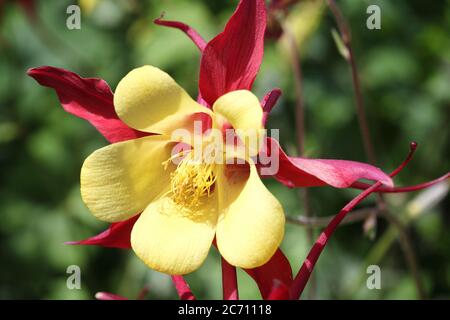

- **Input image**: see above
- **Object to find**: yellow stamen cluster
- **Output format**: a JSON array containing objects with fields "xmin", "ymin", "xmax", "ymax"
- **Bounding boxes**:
[{"xmin": 164, "ymin": 155, "xmax": 216, "ymax": 209}]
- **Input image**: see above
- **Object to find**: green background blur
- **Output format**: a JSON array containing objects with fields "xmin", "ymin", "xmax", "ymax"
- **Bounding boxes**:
[{"xmin": 0, "ymin": 0, "xmax": 449, "ymax": 299}]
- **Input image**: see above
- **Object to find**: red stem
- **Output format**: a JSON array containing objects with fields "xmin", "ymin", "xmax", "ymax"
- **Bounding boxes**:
[
  {"xmin": 351, "ymin": 172, "xmax": 450, "ymax": 193},
  {"xmin": 289, "ymin": 143, "xmax": 418, "ymax": 299},
  {"xmin": 221, "ymin": 257, "xmax": 239, "ymax": 300},
  {"xmin": 171, "ymin": 276, "xmax": 196, "ymax": 300}
]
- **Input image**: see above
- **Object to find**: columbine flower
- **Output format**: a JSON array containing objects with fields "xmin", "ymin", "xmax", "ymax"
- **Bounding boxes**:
[
  {"xmin": 28, "ymin": 0, "xmax": 398, "ymax": 297},
  {"xmin": 79, "ymin": 65, "xmax": 285, "ymax": 274}
]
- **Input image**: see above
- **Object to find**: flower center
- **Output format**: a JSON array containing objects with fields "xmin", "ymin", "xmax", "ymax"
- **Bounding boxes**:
[{"xmin": 165, "ymin": 156, "xmax": 216, "ymax": 209}]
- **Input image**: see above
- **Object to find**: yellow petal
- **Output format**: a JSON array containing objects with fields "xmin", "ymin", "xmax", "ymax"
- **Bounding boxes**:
[
  {"xmin": 131, "ymin": 195, "xmax": 218, "ymax": 275},
  {"xmin": 215, "ymin": 162, "xmax": 285, "ymax": 269},
  {"xmin": 114, "ymin": 65, "xmax": 211, "ymax": 135},
  {"xmin": 212, "ymin": 90, "xmax": 264, "ymax": 157},
  {"xmin": 80, "ymin": 135, "xmax": 176, "ymax": 222}
]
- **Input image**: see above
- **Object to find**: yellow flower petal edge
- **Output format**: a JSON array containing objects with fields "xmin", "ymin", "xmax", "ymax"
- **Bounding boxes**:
[
  {"xmin": 80, "ymin": 135, "xmax": 176, "ymax": 222},
  {"xmin": 215, "ymin": 162, "xmax": 285, "ymax": 269},
  {"xmin": 212, "ymin": 90, "xmax": 264, "ymax": 157},
  {"xmin": 131, "ymin": 194, "xmax": 218, "ymax": 275},
  {"xmin": 114, "ymin": 65, "xmax": 212, "ymax": 135}
]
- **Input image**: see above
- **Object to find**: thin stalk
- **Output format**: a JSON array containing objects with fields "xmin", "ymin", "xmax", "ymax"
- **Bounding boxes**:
[
  {"xmin": 351, "ymin": 173, "xmax": 450, "ymax": 193},
  {"xmin": 172, "ymin": 276, "xmax": 196, "ymax": 300},
  {"xmin": 326, "ymin": 0, "xmax": 376, "ymax": 164},
  {"xmin": 221, "ymin": 257, "xmax": 239, "ymax": 300},
  {"xmin": 381, "ymin": 210, "xmax": 426, "ymax": 299},
  {"xmin": 286, "ymin": 207, "xmax": 378, "ymax": 228},
  {"xmin": 282, "ymin": 21, "xmax": 316, "ymax": 299},
  {"xmin": 290, "ymin": 181, "xmax": 383, "ymax": 299}
]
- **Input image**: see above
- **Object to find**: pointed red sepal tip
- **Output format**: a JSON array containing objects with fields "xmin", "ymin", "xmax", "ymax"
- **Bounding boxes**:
[
  {"xmin": 199, "ymin": 0, "xmax": 267, "ymax": 105},
  {"xmin": 264, "ymin": 137, "xmax": 394, "ymax": 188},
  {"xmin": 63, "ymin": 215, "xmax": 139, "ymax": 249},
  {"xmin": 27, "ymin": 66, "xmax": 150, "ymax": 143},
  {"xmin": 27, "ymin": 68, "xmax": 40, "ymax": 77}
]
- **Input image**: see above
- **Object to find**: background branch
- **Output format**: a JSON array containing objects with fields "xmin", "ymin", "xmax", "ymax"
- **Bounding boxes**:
[
  {"xmin": 326, "ymin": 0, "xmax": 376, "ymax": 164},
  {"xmin": 381, "ymin": 210, "xmax": 426, "ymax": 299},
  {"xmin": 281, "ymin": 20, "xmax": 316, "ymax": 299},
  {"xmin": 286, "ymin": 207, "xmax": 378, "ymax": 228}
]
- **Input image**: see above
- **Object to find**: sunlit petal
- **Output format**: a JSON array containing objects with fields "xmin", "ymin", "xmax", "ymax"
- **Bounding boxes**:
[
  {"xmin": 131, "ymin": 195, "xmax": 218, "ymax": 275},
  {"xmin": 80, "ymin": 135, "xmax": 176, "ymax": 222},
  {"xmin": 114, "ymin": 65, "xmax": 211, "ymax": 135},
  {"xmin": 216, "ymin": 162, "xmax": 285, "ymax": 268}
]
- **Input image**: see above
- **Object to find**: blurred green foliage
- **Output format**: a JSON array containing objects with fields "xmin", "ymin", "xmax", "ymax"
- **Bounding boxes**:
[{"xmin": 0, "ymin": 0, "xmax": 448, "ymax": 299}]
